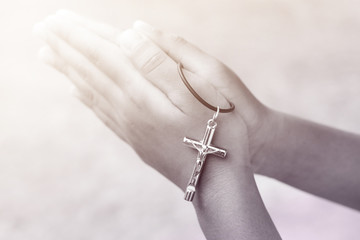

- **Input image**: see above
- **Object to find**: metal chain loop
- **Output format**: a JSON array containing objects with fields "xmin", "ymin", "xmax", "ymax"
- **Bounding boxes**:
[{"xmin": 177, "ymin": 63, "xmax": 235, "ymax": 113}]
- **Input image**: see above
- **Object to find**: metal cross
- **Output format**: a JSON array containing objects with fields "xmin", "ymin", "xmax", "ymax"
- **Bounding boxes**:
[{"xmin": 183, "ymin": 118, "xmax": 227, "ymax": 202}]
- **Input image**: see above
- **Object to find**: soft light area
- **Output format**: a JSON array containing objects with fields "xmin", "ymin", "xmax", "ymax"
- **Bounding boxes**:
[{"xmin": 1, "ymin": 0, "xmax": 360, "ymax": 239}]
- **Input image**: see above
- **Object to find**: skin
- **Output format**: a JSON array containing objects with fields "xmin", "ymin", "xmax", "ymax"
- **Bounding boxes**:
[
  {"xmin": 34, "ymin": 10, "xmax": 360, "ymax": 239},
  {"xmin": 254, "ymin": 112, "xmax": 360, "ymax": 210}
]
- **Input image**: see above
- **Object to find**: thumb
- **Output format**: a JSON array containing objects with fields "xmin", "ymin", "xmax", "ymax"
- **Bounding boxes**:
[
  {"xmin": 133, "ymin": 21, "xmax": 266, "ymax": 125},
  {"xmin": 133, "ymin": 21, "xmax": 217, "ymax": 74}
]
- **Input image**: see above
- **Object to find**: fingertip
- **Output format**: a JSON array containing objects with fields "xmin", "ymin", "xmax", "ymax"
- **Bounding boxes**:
[
  {"xmin": 116, "ymin": 29, "xmax": 130, "ymax": 49},
  {"xmin": 133, "ymin": 20, "xmax": 155, "ymax": 33},
  {"xmin": 117, "ymin": 28, "xmax": 145, "ymax": 52},
  {"xmin": 41, "ymin": 15, "xmax": 59, "ymax": 31}
]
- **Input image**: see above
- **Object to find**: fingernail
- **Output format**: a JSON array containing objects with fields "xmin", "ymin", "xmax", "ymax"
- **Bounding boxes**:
[
  {"xmin": 133, "ymin": 20, "xmax": 154, "ymax": 33},
  {"xmin": 118, "ymin": 29, "xmax": 145, "ymax": 52}
]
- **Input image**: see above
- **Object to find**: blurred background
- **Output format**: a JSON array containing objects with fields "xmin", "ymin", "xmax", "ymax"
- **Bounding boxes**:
[{"xmin": 1, "ymin": 0, "xmax": 360, "ymax": 239}]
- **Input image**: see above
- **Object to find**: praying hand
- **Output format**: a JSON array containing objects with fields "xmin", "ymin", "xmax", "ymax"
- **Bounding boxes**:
[{"xmin": 34, "ymin": 10, "xmax": 360, "ymax": 240}]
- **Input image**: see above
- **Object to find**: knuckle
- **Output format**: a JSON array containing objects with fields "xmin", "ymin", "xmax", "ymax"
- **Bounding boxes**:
[
  {"xmin": 84, "ymin": 89, "xmax": 98, "ymax": 107},
  {"xmin": 76, "ymin": 64, "xmax": 91, "ymax": 81},
  {"xmin": 85, "ymin": 45, "xmax": 101, "ymax": 66},
  {"xmin": 59, "ymin": 26, "xmax": 72, "ymax": 43},
  {"xmin": 168, "ymin": 35, "xmax": 187, "ymax": 60},
  {"xmin": 202, "ymin": 58, "xmax": 226, "ymax": 75},
  {"xmin": 101, "ymin": 118, "xmax": 112, "ymax": 128},
  {"xmin": 172, "ymin": 35, "xmax": 187, "ymax": 46},
  {"xmin": 140, "ymin": 50, "xmax": 167, "ymax": 74},
  {"xmin": 74, "ymin": 66, "xmax": 103, "ymax": 101},
  {"xmin": 131, "ymin": 40, "xmax": 167, "ymax": 74},
  {"xmin": 59, "ymin": 64, "xmax": 70, "ymax": 75},
  {"xmin": 152, "ymin": 28, "xmax": 162, "ymax": 38},
  {"xmin": 129, "ymin": 37, "xmax": 148, "ymax": 54}
]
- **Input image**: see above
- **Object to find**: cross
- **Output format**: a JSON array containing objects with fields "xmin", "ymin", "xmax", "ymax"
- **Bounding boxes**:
[{"xmin": 183, "ymin": 119, "xmax": 227, "ymax": 202}]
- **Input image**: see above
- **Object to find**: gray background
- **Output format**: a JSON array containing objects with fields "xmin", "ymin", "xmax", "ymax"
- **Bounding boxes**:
[{"xmin": 1, "ymin": 0, "xmax": 360, "ymax": 239}]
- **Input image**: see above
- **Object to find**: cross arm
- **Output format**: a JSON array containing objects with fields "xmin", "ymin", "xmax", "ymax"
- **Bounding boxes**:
[
  {"xmin": 206, "ymin": 145, "xmax": 227, "ymax": 158},
  {"xmin": 183, "ymin": 137, "xmax": 202, "ymax": 151}
]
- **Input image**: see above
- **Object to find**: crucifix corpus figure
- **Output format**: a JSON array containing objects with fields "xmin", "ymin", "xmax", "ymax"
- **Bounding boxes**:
[{"xmin": 183, "ymin": 118, "xmax": 227, "ymax": 201}]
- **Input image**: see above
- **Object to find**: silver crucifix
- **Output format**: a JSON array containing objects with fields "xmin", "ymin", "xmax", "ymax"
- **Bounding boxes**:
[{"xmin": 183, "ymin": 109, "xmax": 227, "ymax": 202}]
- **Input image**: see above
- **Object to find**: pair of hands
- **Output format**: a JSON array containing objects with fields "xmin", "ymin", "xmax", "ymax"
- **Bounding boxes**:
[{"xmin": 34, "ymin": 10, "xmax": 272, "ymax": 198}]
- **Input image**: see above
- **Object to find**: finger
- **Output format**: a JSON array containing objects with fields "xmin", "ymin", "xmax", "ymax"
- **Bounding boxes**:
[
  {"xmin": 42, "ymin": 13, "xmax": 210, "ymax": 116},
  {"xmin": 38, "ymin": 15, "xmax": 177, "ymax": 118},
  {"xmin": 72, "ymin": 87, "xmax": 128, "ymax": 142},
  {"xmin": 118, "ymin": 29, "xmax": 168, "ymax": 75},
  {"xmin": 36, "ymin": 21, "xmax": 183, "ymax": 127},
  {"xmin": 38, "ymin": 45, "xmax": 68, "ymax": 75},
  {"xmin": 133, "ymin": 21, "xmax": 252, "ymax": 110},
  {"xmin": 38, "ymin": 45, "xmax": 97, "ymax": 98},
  {"xmin": 55, "ymin": 9, "xmax": 121, "ymax": 44},
  {"xmin": 133, "ymin": 21, "xmax": 218, "ymax": 74},
  {"xmin": 42, "ymin": 15, "xmax": 127, "ymax": 84},
  {"xmin": 38, "ymin": 45, "xmax": 87, "ymax": 93},
  {"xmin": 34, "ymin": 22, "xmax": 126, "ymax": 110},
  {"xmin": 38, "ymin": 45, "xmax": 129, "ymax": 139},
  {"xmin": 118, "ymin": 29, "xmax": 229, "ymax": 115},
  {"xmin": 39, "ymin": 45, "xmax": 108, "ymax": 111}
]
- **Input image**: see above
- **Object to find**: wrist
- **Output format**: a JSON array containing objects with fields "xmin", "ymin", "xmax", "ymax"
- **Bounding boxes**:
[
  {"xmin": 192, "ymin": 164, "xmax": 252, "ymax": 208},
  {"xmin": 192, "ymin": 165, "xmax": 251, "ymax": 238},
  {"xmin": 249, "ymin": 107, "xmax": 285, "ymax": 176},
  {"xmin": 192, "ymin": 165, "xmax": 281, "ymax": 240}
]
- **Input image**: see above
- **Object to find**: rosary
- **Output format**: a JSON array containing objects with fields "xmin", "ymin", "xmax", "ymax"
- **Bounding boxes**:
[{"xmin": 177, "ymin": 63, "xmax": 235, "ymax": 202}]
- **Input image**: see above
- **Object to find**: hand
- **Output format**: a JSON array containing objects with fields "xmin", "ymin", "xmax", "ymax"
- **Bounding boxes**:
[
  {"xmin": 34, "ymin": 11, "xmax": 282, "ymax": 240},
  {"xmin": 33, "ymin": 10, "xmax": 272, "ymax": 193}
]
